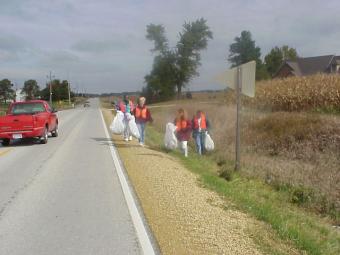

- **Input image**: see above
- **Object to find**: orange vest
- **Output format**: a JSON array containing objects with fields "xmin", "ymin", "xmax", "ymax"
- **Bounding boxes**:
[
  {"xmin": 135, "ymin": 107, "xmax": 147, "ymax": 119},
  {"xmin": 176, "ymin": 120, "xmax": 187, "ymax": 131},
  {"xmin": 193, "ymin": 114, "xmax": 207, "ymax": 129}
]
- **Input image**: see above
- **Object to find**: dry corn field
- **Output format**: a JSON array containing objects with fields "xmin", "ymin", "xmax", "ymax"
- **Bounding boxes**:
[{"xmin": 250, "ymin": 74, "xmax": 340, "ymax": 111}]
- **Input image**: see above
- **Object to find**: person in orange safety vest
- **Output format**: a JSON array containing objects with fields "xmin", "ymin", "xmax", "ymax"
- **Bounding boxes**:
[
  {"xmin": 192, "ymin": 110, "xmax": 210, "ymax": 155},
  {"xmin": 132, "ymin": 97, "xmax": 153, "ymax": 146},
  {"xmin": 174, "ymin": 108, "xmax": 192, "ymax": 157}
]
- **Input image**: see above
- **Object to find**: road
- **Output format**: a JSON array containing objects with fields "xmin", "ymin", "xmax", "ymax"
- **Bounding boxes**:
[{"xmin": 0, "ymin": 99, "xmax": 154, "ymax": 255}]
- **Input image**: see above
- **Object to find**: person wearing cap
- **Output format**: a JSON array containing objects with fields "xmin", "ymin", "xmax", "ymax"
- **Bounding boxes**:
[
  {"xmin": 133, "ymin": 97, "xmax": 153, "ymax": 146},
  {"xmin": 116, "ymin": 94, "xmax": 135, "ymax": 142}
]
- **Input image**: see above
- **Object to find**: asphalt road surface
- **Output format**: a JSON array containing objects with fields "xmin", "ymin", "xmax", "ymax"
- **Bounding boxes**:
[{"xmin": 0, "ymin": 99, "xmax": 154, "ymax": 255}]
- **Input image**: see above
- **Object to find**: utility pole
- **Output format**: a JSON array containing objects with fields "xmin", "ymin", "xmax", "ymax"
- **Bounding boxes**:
[
  {"xmin": 67, "ymin": 72, "xmax": 71, "ymax": 105},
  {"xmin": 68, "ymin": 81, "xmax": 71, "ymax": 105},
  {"xmin": 47, "ymin": 71, "xmax": 55, "ymax": 106}
]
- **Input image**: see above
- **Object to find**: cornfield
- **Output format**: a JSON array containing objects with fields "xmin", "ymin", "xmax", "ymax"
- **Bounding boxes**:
[{"xmin": 251, "ymin": 74, "xmax": 340, "ymax": 112}]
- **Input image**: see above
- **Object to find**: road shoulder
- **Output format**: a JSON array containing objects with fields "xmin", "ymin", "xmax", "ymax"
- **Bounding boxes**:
[{"xmin": 102, "ymin": 109, "xmax": 267, "ymax": 254}]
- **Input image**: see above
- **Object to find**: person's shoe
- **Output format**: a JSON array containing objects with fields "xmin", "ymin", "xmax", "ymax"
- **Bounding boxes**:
[
  {"xmin": 129, "ymin": 136, "xmax": 133, "ymax": 141},
  {"xmin": 124, "ymin": 137, "xmax": 129, "ymax": 142},
  {"xmin": 139, "ymin": 142, "xmax": 144, "ymax": 147}
]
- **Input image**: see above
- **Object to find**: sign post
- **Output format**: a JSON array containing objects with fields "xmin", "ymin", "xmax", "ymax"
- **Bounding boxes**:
[
  {"xmin": 235, "ymin": 66, "xmax": 242, "ymax": 170},
  {"xmin": 214, "ymin": 61, "xmax": 256, "ymax": 171}
]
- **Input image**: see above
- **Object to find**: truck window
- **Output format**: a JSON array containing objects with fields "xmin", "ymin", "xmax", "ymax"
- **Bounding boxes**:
[{"xmin": 11, "ymin": 103, "xmax": 46, "ymax": 115}]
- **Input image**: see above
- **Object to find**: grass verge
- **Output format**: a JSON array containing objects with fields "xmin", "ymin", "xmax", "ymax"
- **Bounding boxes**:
[{"xmin": 145, "ymin": 125, "xmax": 340, "ymax": 255}]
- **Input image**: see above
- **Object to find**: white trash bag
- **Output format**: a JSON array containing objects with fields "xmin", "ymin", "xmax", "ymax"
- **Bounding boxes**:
[
  {"xmin": 110, "ymin": 111, "xmax": 125, "ymax": 134},
  {"xmin": 125, "ymin": 112, "xmax": 133, "ymax": 121},
  {"xmin": 128, "ymin": 116, "xmax": 140, "ymax": 139},
  {"xmin": 164, "ymin": 123, "xmax": 178, "ymax": 150},
  {"xmin": 204, "ymin": 133, "xmax": 215, "ymax": 151}
]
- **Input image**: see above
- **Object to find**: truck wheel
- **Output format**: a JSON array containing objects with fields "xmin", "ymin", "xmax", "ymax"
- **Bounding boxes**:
[
  {"xmin": 1, "ymin": 139, "xmax": 10, "ymax": 146},
  {"xmin": 52, "ymin": 125, "xmax": 58, "ymax": 137},
  {"xmin": 41, "ymin": 128, "xmax": 48, "ymax": 144}
]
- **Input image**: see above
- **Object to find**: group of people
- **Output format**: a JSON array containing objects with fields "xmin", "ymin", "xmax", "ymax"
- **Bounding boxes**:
[
  {"xmin": 115, "ymin": 95, "xmax": 211, "ymax": 157},
  {"xmin": 115, "ymin": 95, "xmax": 152, "ymax": 146},
  {"xmin": 175, "ymin": 108, "xmax": 210, "ymax": 157}
]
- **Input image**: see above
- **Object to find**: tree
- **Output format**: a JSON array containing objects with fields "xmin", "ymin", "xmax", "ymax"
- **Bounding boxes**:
[
  {"xmin": 0, "ymin": 79, "xmax": 15, "ymax": 103},
  {"xmin": 146, "ymin": 24, "xmax": 168, "ymax": 53},
  {"xmin": 40, "ymin": 79, "xmax": 72, "ymax": 102},
  {"xmin": 281, "ymin": 45, "xmax": 298, "ymax": 60},
  {"xmin": 22, "ymin": 79, "xmax": 40, "ymax": 100},
  {"xmin": 175, "ymin": 18, "xmax": 213, "ymax": 96},
  {"xmin": 264, "ymin": 45, "xmax": 298, "ymax": 77},
  {"xmin": 144, "ymin": 18, "xmax": 213, "ymax": 100},
  {"xmin": 228, "ymin": 31, "xmax": 268, "ymax": 80}
]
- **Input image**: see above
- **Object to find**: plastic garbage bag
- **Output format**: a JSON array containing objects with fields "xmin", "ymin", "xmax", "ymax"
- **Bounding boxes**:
[
  {"xmin": 110, "ymin": 111, "xmax": 125, "ymax": 134},
  {"xmin": 128, "ymin": 116, "xmax": 140, "ymax": 139},
  {"xmin": 204, "ymin": 133, "xmax": 215, "ymax": 151},
  {"xmin": 125, "ymin": 112, "xmax": 133, "ymax": 121},
  {"xmin": 164, "ymin": 123, "xmax": 178, "ymax": 150}
]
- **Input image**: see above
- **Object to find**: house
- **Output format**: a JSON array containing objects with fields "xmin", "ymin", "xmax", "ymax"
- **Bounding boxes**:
[
  {"xmin": 14, "ymin": 89, "xmax": 26, "ymax": 102},
  {"xmin": 274, "ymin": 55, "xmax": 340, "ymax": 78}
]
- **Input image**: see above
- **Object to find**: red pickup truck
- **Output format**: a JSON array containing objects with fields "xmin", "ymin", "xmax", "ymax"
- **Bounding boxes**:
[{"xmin": 0, "ymin": 100, "xmax": 58, "ymax": 146}]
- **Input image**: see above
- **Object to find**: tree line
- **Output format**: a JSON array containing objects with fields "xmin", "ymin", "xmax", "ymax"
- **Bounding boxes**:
[
  {"xmin": 0, "ymin": 79, "xmax": 75, "ymax": 104},
  {"xmin": 142, "ymin": 19, "xmax": 298, "ymax": 102}
]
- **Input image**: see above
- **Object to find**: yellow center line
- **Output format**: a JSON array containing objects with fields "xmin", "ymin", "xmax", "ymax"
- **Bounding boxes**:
[{"xmin": 0, "ymin": 148, "xmax": 12, "ymax": 157}]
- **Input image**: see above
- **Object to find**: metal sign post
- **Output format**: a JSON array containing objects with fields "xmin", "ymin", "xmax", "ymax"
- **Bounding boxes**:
[
  {"xmin": 235, "ymin": 66, "xmax": 242, "ymax": 171},
  {"xmin": 214, "ymin": 61, "xmax": 255, "ymax": 171}
]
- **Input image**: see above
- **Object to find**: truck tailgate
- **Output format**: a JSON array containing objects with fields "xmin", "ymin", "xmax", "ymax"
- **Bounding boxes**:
[{"xmin": 0, "ymin": 115, "xmax": 35, "ymax": 132}]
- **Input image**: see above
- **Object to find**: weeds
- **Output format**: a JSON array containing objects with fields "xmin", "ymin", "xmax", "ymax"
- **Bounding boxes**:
[{"xmin": 144, "ymin": 125, "xmax": 340, "ymax": 255}]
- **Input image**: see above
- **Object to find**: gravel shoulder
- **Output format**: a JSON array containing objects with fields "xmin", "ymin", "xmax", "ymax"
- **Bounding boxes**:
[{"xmin": 102, "ymin": 109, "xmax": 298, "ymax": 255}]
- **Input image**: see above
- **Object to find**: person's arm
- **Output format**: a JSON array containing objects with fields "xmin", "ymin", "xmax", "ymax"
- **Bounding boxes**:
[
  {"xmin": 147, "ymin": 109, "xmax": 153, "ymax": 122},
  {"xmin": 186, "ymin": 120, "xmax": 192, "ymax": 131},
  {"xmin": 206, "ymin": 118, "xmax": 211, "ymax": 131}
]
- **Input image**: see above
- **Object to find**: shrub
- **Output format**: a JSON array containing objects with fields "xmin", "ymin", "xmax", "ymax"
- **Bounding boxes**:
[{"xmin": 219, "ymin": 166, "xmax": 234, "ymax": 181}]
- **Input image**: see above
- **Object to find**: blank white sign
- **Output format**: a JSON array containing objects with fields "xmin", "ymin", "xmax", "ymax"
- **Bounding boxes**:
[{"xmin": 214, "ymin": 60, "xmax": 256, "ymax": 98}]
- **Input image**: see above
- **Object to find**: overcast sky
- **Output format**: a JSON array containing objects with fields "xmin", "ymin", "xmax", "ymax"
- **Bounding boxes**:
[{"xmin": 0, "ymin": 0, "xmax": 339, "ymax": 93}]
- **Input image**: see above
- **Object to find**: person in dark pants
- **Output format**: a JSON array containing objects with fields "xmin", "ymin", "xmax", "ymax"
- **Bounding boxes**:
[{"xmin": 192, "ymin": 110, "xmax": 211, "ymax": 155}]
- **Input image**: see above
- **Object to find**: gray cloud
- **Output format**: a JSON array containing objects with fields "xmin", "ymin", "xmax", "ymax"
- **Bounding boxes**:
[
  {"xmin": 0, "ymin": 0, "xmax": 339, "ymax": 93},
  {"xmin": 72, "ymin": 39, "xmax": 130, "ymax": 53}
]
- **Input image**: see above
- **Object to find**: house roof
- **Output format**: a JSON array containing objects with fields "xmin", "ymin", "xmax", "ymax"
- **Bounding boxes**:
[
  {"xmin": 275, "ymin": 54, "xmax": 340, "ymax": 77},
  {"xmin": 285, "ymin": 61, "xmax": 302, "ymax": 76},
  {"xmin": 294, "ymin": 55, "xmax": 335, "ymax": 75}
]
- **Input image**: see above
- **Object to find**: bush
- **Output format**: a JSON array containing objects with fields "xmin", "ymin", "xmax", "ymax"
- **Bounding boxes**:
[{"xmin": 219, "ymin": 166, "xmax": 234, "ymax": 181}]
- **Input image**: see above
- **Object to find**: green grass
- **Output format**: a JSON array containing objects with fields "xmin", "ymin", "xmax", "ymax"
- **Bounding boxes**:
[{"xmin": 145, "ymin": 125, "xmax": 340, "ymax": 255}]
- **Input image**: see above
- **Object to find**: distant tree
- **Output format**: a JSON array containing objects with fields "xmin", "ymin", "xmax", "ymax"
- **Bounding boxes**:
[
  {"xmin": 40, "ymin": 79, "xmax": 72, "ymax": 102},
  {"xmin": 228, "ymin": 30, "xmax": 269, "ymax": 80},
  {"xmin": 146, "ymin": 24, "xmax": 168, "ymax": 53},
  {"xmin": 281, "ymin": 45, "xmax": 298, "ymax": 60},
  {"xmin": 174, "ymin": 18, "xmax": 213, "ymax": 96},
  {"xmin": 144, "ymin": 18, "xmax": 213, "ymax": 100},
  {"xmin": 0, "ymin": 79, "xmax": 15, "ymax": 103},
  {"xmin": 264, "ymin": 45, "xmax": 298, "ymax": 77},
  {"xmin": 22, "ymin": 79, "xmax": 40, "ymax": 100},
  {"xmin": 144, "ymin": 53, "xmax": 177, "ymax": 101}
]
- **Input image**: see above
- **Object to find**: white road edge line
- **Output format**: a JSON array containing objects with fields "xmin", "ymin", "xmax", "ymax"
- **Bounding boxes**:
[{"xmin": 99, "ymin": 109, "xmax": 156, "ymax": 255}]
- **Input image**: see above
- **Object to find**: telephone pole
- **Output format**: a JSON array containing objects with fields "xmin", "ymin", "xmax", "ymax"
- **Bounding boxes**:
[{"xmin": 47, "ymin": 71, "xmax": 55, "ymax": 106}]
